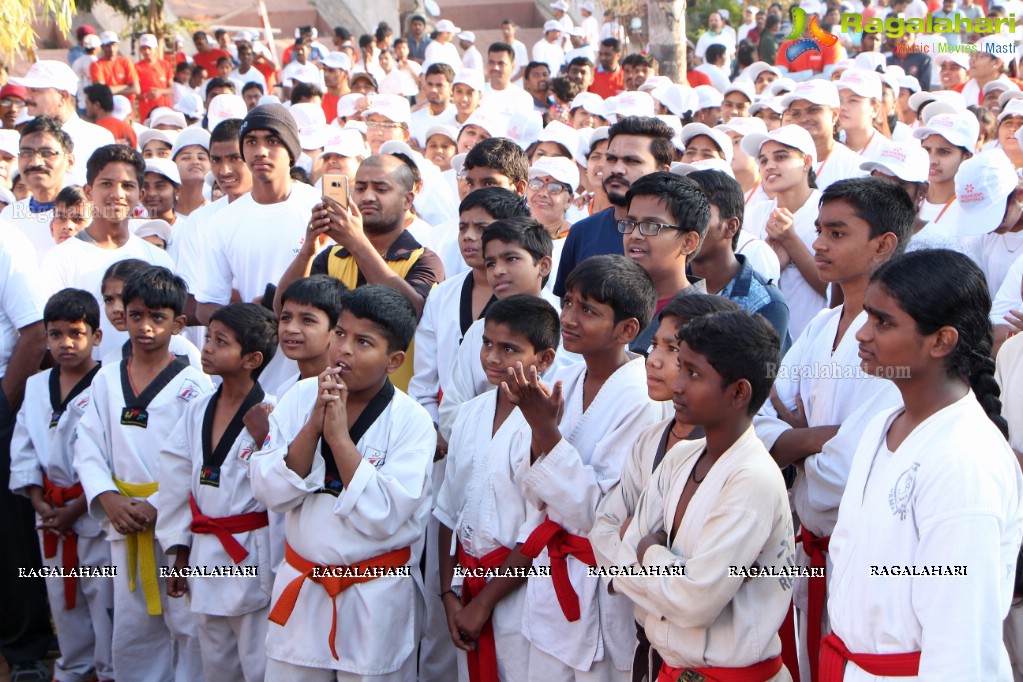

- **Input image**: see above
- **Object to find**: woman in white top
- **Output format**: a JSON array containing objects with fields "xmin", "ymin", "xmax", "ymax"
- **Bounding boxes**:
[
  {"xmin": 912, "ymin": 113, "xmax": 978, "ymax": 247},
  {"xmin": 835, "ymin": 68, "xmax": 890, "ymax": 159},
  {"xmin": 826, "ymin": 249, "xmax": 1023, "ymax": 679},
  {"xmin": 525, "ymin": 157, "xmax": 578, "ymax": 290}
]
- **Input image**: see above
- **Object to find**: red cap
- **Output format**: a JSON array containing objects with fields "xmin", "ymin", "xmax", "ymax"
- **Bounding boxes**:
[
  {"xmin": 76, "ymin": 25, "xmax": 97, "ymax": 39},
  {"xmin": 0, "ymin": 84, "xmax": 27, "ymax": 101}
]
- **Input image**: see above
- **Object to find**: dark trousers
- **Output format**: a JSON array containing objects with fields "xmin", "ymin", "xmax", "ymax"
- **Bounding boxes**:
[{"xmin": 0, "ymin": 388, "xmax": 53, "ymax": 664}]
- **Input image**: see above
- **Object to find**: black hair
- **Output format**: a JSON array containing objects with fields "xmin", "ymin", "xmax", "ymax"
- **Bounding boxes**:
[
  {"xmin": 764, "ymin": 14, "xmax": 781, "ymax": 30},
  {"xmin": 622, "ymin": 53, "xmax": 655, "ymax": 69},
  {"xmin": 279, "ymin": 275, "xmax": 348, "ymax": 327},
  {"xmin": 335, "ymin": 26, "xmax": 353, "ymax": 40},
  {"xmin": 568, "ymin": 56, "xmax": 594, "ymax": 70},
  {"xmin": 290, "ymin": 166, "xmax": 311, "ymax": 185},
  {"xmin": 525, "ymin": 139, "xmax": 572, "ymax": 161},
  {"xmin": 338, "ymin": 285, "xmax": 417, "ymax": 352},
  {"xmin": 677, "ymin": 310, "xmax": 780, "ymax": 416},
  {"xmin": 215, "ymin": 29, "xmax": 228, "ymax": 39},
  {"xmin": 524, "ymin": 61, "xmax": 550, "ymax": 80},
  {"xmin": 375, "ymin": 22, "xmax": 393, "ymax": 43},
  {"xmin": 564, "ymin": 254, "xmax": 657, "ymax": 329},
  {"xmin": 551, "ymin": 76, "xmax": 582, "ymax": 104},
  {"xmin": 209, "ymin": 303, "xmax": 279, "ymax": 378},
  {"xmin": 102, "ymin": 258, "xmax": 150, "ymax": 288},
  {"xmin": 459, "ymin": 186, "xmax": 530, "ymax": 219},
  {"xmin": 705, "ymin": 43, "xmax": 728, "ymax": 65},
  {"xmin": 819, "ymin": 177, "xmax": 915, "ymax": 256},
  {"xmin": 45, "ymin": 288, "xmax": 101, "ymax": 332},
  {"xmin": 608, "ymin": 116, "xmax": 676, "ymax": 168},
  {"xmin": 484, "ymin": 294, "xmax": 560, "ymax": 352},
  {"xmin": 358, "ymin": 34, "xmax": 374, "ymax": 50},
  {"xmin": 241, "ymin": 81, "xmax": 264, "ymax": 96},
  {"xmin": 870, "ymin": 249, "xmax": 1009, "ymax": 438},
  {"xmin": 86, "ymin": 144, "xmax": 144, "ymax": 186},
  {"xmin": 686, "ymin": 169, "xmax": 746, "ymax": 250},
  {"xmin": 481, "ymin": 216, "xmax": 554, "ymax": 264},
  {"xmin": 20, "ymin": 115, "xmax": 74, "ymax": 154},
  {"xmin": 659, "ymin": 292, "xmax": 740, "ymax": 324},
  {"xmin": 121, "ymin": 265, "xmax": 187, "ymax": 316},
  {"xmin": 463, "ymin": 137, "xmax": 529, "ymax": 183},
  {"xmin": 216, "ymin": 56, "xmax": 233, "ymax": 68},
  {"xmin": 175, "ymin": 62, "xmax": 192, "ymax": 75},
  {"xmin": 210, "ymin": 118, "xmax": 244, "ymax": 146},
  {"xmin": 84, "ymin": 83, "xmax": 114, "ymax": 113},
  {"xmin": 205, "ymin": 77, "xmax": 236, "ymax": 98},
  {"xmin": 55, "ymin": 184, "xmax": 87, "ymax": 208},
  {"xmin": 601, "ymin": 37, "xmax": 621, "ymax": 52},
  {"xmin": 193, "ymin": 30, "xmax": 209, "ymax": 42},
  {"xmin": 392, "ymin": 37, "xmax": 408, "ymax": 48},
  {"xmin": 290, "ymin": 82, "xmax": 323, "ymax": 105},
  {"xmin": 625, "ymin": 172, "xmax": 711, "ymax": 262},
  {"xmin": 425, "ymin": 63, "xmax": 455, "ymax": 83},
  {"xmin": 488, "ymin": 42, "xmax": 516, "ymax": 60}
]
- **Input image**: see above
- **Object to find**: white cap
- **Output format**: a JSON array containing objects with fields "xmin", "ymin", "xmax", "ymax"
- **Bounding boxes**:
[
  {"xmin": 322, "ymin": 52, "xmax": 352, "ymax": 71},
  {"xmin": 551, "ymin": 0, "xmax": 569, "ymax": 10},
  {"xmin": 450, "ymin": 152, "xmax": 467, "ymax": 176},
  {"xmin": 206, "ymin": 94, "xmax": 247, "ymax": 132},
  {"xmin": 505, "ymin": 111, "xmax": 544, "ymax": 149},
  {"xmin": 723, "ymin": 80, "xmax": 755, "ymax": 103},
  {"xmin": 670, "ymin": 157, "xmax": 735, "ymax": 178},
  {"xmin": 173, "ymin": 91, "xmax": 205, "ymax": 119},
  {"xmin": 716, "ymin": 116, "xmax": 768, "ymax": 138},
  {"xmin": 648, "ymin": 85, "xmax": 693, "ymax": 118},
  {"xmin": 171, "ymin": 126, "xmax": 211, "ymax": 158},
  {"xmin": 800, "ymin": 0, "xmax": 823, "ymax": 14},
  {"xmin": 985, "ymin": 76, "xmax": 1020, "ymax": 95},
  {"xmin": 749, "ymin": 97, "xmax": 786, "ymax": 115},
  {"xmin": 998, "ymin": 98, "xmax": 1023, "ymax": 122},
  {"xmin": 680, "ymin": 122, "xmax": 733, "ymax": 161},
  {"xmin": 780, "ymin": 79, "xmax": 840, "ymax": 109},
  {"xmin": 907, "ymin": 88, "xmax": 966, "ymax": 115},
  {"xmin": 859, "ymin": 140, "xmax": 929, "ymax": 183},
  {"xmin": 112, "ymin": 96, "xmax": 132, "ymax": 120},
  {"xmin": 745, "ymin": 5, "xmax": 760, "ymax": 13},
  {"xmin": 379, "ymin": 140, "xmax": 429, "ymax": 179},
  {"xmin": 656, "ymin": 114, "xmax": 683, "ymax": 137},
  {"xmin": 232, "ymin": 30, "xmax": 254, "ymax": 43},
  {"xmin": 10, "ymin": 61, "xmax": 78, "ymax": 95},
  {"xmin": 569, "ymin": 92, "xmax": 607, "ymax": 118},
  {"xmin": 718, "ymin": 8, "xmax": 730, "ymax": 19},
  {"xmin": 693, "ymin": 85, "xmax": 724, "ymax": 110},
  {"xmin": 461, "ymin": 108, "xmax": 508, "ymax": 138},
  {"xmin": 83, "ymin": 35, "xmax": 101, "ymax": 50},
  {"xmin": 343, "ymin": 120, "xmax": 368, "ymax": 135},
  {"xmin": 336, "ymin": 93, "xmax": 364, "ymax": 119},
  {"xmin": 898, "ymin": 75, "xmax": 921, "ymax": 94},
  {"xmin": 99, "ymin": 30, "xmax": 119, "ymax": 45},
  {"xmin": 138, "ymin": 128, "xmax": 178, "ymax": 152},
  {"xmin": 456, "ymin": 31, "xmax": 476, "ymax": 43},
  {"xmin": 257, "ymin": 94, "xmax": 282, "ymax": 107},
  {"xmin": 885, "ymin": 64, "xmax": 905, "ymax": 80},
  {"xmin": 955, "ymin": 151, "xmax": 1019, "ymax": 236},
  {"xmin": 912, "ymin": 113, "xmax": 980, "ymax": 151},
  {"xmin": 322, "ymin": 128, "xmax": 368, "ymax": 158},
  {"xmin": 144, "ymin": 158, "xmax": 182, "ymax": 185},
  {"xmin": 608, "ymin": 90, "xmax": 656, "ymax": 118},
  {"xmin": 740, "ymin": 124, "xmax": 817, "ymax": 165},
  {"xmin": 0, "ymin": 130, "xmax": 19, "ymax": 157},
  {"xmin": 764, "ymin": 77, "xmax": 797, "ymax": 97},
  {"xmin": 529, "ymin": 156, "xmax": 580, "ymax": 191},
  {"xmin": 744, "ymin": 61, "xmax": 781, "ymax": 82},
  {"xmin": 934, "ymin": 52, "xmax": 970, "ymax": 71},
  {"xmin": 363, "ymin": 94, "xmax": 411, "ymax": 125},
  {"xmin": 1000, "ymin": 90, "xmax": 1023, "ymax": 110},
  {"xmin": 539, "ymin": 120, "xmax": 583, "ymax": 164},
  {"xmin": 136, "ymin": 219, "xmax": 173, "ymax": 244},
  {"xmin": 150, "ymin": 110, "xmax": 187, "ymax": 130},
  {"xmin": 835, "ymin": 68, "xmax": 882, "ymax": 100},
  {"xmin": 853, "ymin": 52, "xmax": 886, "ymax": 73},
  {"xmin": 453, "ymin": 69, "xmax": 484, "ymax": 91},
  {"xmin": 920, "ymin": 100, "xmax": 962, "ymax": 124},
  {"xmin": 289, "ymin": 102, "xmax": 327, "ymax": 130},
  {"xmin": 139, "ymin": 34, "xmax": 158, "ymax": 49},
  {"xmin": 579, "ymin": 0, "xmax": 596, "ymax": 11},
  {"xmin": 543, "ymin": 20, "xmax": 563, "ymax": 33},
  {"xmin": 425, "ymin": 124, "xmax": 459, "ymax": 144},
  {"xmin": 637, "ymin": 75, "xmax": 673, "ymax": 93},
  {"xmin": 581, "ymin": 126, "xmax": 610, "ymax": 158},
  {"xmin": 435, "ymin": 19, "xmax": 461, "ymax": 33}
]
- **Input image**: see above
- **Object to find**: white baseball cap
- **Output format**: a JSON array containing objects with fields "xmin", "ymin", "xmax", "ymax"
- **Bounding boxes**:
[
  {"xmin": 764, "ymin": 77, "xmax": 797, "ymax": 98},
  {"xmin": 363, "ymin": 94, "xmax": 411, "ymax": 125},
  {"xmin": 907, "ymin": 88, "xmax": 966, "ymax": 115},
  {"xmin": 898, "ymin": 75, "xmax": 921, "ymax": 94},
  {"xmin": 670, "ymin": 157, "xmax": 736, "ymax": 178},
  {"xmin": 1001, "ymin": 90, "xmax": 1023, "ymax": 110},
  {"xmin": 257, "ymin": 94, "xmax": 282, "ymax": 107},
  {"xmin": 435, "ymin": 19, "xmax": 461, "ymax": 33},
  {"xmin": 138, "ymin": 128, "xmax": 178, "ymax": 153},
  {"xmin": 680, "ymin": 122, "xmax": 734, "ymax": 162},
  {"xmin": 0, "ymin": 130, "xmax": 19, "ymax": 158},
  {"xmin": 505, "ymin": 110, "xmax": 544, "ymax": 149},
  {"xmin": 453, "ymin": 69, "xmax": 485, "ymax": 92},
  {"xmin": 456, "ymin": 31, "xmax": 476, "ymax": 43},
  {"xmin": 150, "ymin": 110, "xmax": 187, "ymax": 130},
  {"xmin": 112, "ymin": 96, "xmax": 132, "ymax": 120},
  {"xmin": 835, "ymin": 68, "xmax": 883, "ymax": 100},
  {"xmin": 780, "ymin": 79, "xmax": 840, "ymax": 109},
  {"xmin": 581, "ymin": 126, "xmax": 610, "ymax": 158},
  {"xmin": 717, "ymin": 116, "xmax": 768, "ymax": 138},
  {"xmin": 749, "ymin": 97, "xmax": 786, "ymax": 116},
  {"xmin": 336, "ymin": 93, "xmax": 364, "ymax": 119},
  {"xmin": 99, "ymin": 31, "xmax": 119, "ymax": 45},
  {"xmin": 173, "ymin": 91, "xmax": 205, "ymax": 119},
  {"xmin": 136, "ymin": 219, "xmax": 173, "ymax": 244},
  {"xmin": 569, "ymin": 92, "xmax": 607, "ymax": 118},
  {"xmin": 608, "ymin": 90, "xmax": 656, "ymax": 118},
  {"xmin": 657, "ymin": 114, "xmax": 683, "ymax": 138},
  {"xmin": 744, "ymin": 62, "xmax": 781, "ymax": 83},
  {"xmin": 139, "ymin": 34, "xmax": 158, "ymax": 49},
  {"xmin": 551, "ymin": 0, "xmax": 569, "ymax": 10},
  {"xmin": 637, "ymin": 76, "xmax": 673, "ymax": 93},
  {"xmin": 934, "ymin": 52, "xmax": 970, "ymax": 71},
  {"xmin": 529, "ymin": 156, "xmax": 580, "ymax": 191},
  {"xmin": 206, "ymin": 94, "xmax": 247, "ymax": 132},
  {"xmin": 976, "ymin": 34, "xmax": 1016, "ymax": 61},
  {"xmin": 11, "ymin": 61, "xmax": 78, "ymax": 96},
  {"xmin": 723, "ymin": 81, "xmax": 755, "ymax": 103},
  {"xmin": 912, "ymin": 113, "xmax": 980, "ymax": 152},
  {"xmin": 171, "ymin": 126, "xmax": 211, "ymax": 158},
  {"xmin": 83, "ymin": 35, "xmax": 101, "ymax": 50},
  {"xmin": 650, "ymin": 84, "xmax": 696, "ymax": 117},
  {"xmin": 543, "ymin": 20, "xmax": 564, "ymax": 33},
  {"xmin": 693, "ymin": 85, "xmax": 723, "ymax": 110},
  {"xmin": 859, "ymin": 140, "xmax": 929, "ymax": 183},
  {"xmin": 853, "ymin": 52, "xmax": 886, "ymax": 74},
  {"xmin": 985, "ymin": 75, "xmax": 1020, "ymax": 96},
  {"xmin": 955, "ymin": 151, "xmax": 1019, "ymax": 236},
  {"xmin": 322, "ymin": 52, "xmax": 352, "ymax": 71},
  {"xmin": 425, "ymin": 124, "xmax": 459, "ymax": 145},
  {"xmin": 998, "ymin": 98, "xmax": 1023, "ymax": 122},
  {"xmin": 741, "ymin": 124, "xmax": 818, "ymax": 165},
  {"xmin": 539, "ymin": 119, "xmax": 581, "ymax": 152},
  {"xmin": 322, "ymin": 128, "xmax": 368, "ymax": 158},
  {"xmin": 144, "ymin": 158, "xmax": 182, "ymax": 185},
  {"xmin": 461, "ymin": 108, "xmax": 508, "ymax": 138}
]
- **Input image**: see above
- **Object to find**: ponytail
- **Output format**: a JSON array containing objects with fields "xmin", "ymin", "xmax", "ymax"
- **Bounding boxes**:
[{"xmin": 965, "ymin": 348, "xmax": 1010, "ymax": 440}]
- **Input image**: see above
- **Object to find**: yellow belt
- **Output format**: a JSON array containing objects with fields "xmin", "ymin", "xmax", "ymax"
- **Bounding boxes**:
[{"xmin": 112, "ymin": 477, "xmax": 161, "ymax": 616}]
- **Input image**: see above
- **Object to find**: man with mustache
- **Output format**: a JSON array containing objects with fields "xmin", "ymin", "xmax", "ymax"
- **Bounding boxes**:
[{"xmin": 552, "ymin": 115, "xmax": 674, "ymax": 296}]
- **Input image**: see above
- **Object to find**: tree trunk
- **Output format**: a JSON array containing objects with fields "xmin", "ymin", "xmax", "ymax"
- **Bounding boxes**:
[
  {"xmin": 147, "ymin": 0, "xmax": 166, "ymax": 41},
  {"xmin": 646, "ymin": 0, "xmax": 686, "ymax": 82}
]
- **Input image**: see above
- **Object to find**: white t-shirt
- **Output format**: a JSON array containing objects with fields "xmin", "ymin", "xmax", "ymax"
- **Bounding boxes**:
[
  {"xmin": 72, "ymin": 54, "xmax": 98, "ymax": 111},
  {"xmin": 695, "ymin": 63, "xmax": 732, "ymax": 92},
  {"xmin": 1, "ymin": 199, "xmax": 56, "ymax": 266},
  {"xmin": 482, "ymin": 84, "xmax": 536, "ymax": 118},
  {"xmin": 424, "ymin": 40, "xmax": 463, "ymax": 72},
  {"xmin": 462, "ymin": 45, "xmax": 484, "ymax": 72},
  {"xmin": 532, "ymin": 39, "xmax": 566, "ymax": 77},
  {"xmin": 581, "ymin": 16, "xmax": 601, "ymax": 48},
  {"xmin": 410, "ymin": 104, "xmax": 457, "ymax": 147},
  {"xmin": 230, "ymin": 67, "xmax": 267, "ymax": 95},
  {"xmin": 815, "ymin": 142, "xmax": 868, "ymax": 192},
  {"xmin": 695, "ymin": 31, "xmax": 736, "ymax": 61},
  {"xmin": 193, "ymin": 182, "xmax": 321, "ymax": 305},
  {"xmin": 975, "ymin": 230, "xmax": 1023, "ymax": 299},
  {"xmin": 62, "ymin": 113, "xmax": 116, "ymax": 186},
  {"xmin": 0, "ymin": 226, "xmax": 45, "ymax": 380}
]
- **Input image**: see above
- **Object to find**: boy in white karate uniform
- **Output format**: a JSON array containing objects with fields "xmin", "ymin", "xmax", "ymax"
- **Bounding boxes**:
[
  {"xmin": 74, "ymin": 266, "xmax": 212, "ymax": 682},
  {"xmin": 507, "ymin": 255, "xmax": 664, "ymax": 681},
  {"xmin": 615, "ymin": 310, "xmax": 795, "ymax": 681},
  {"xmin": 10, "ymin": 289, "xmax": 114, "ymax": 682},
  {"xmin": 435, "ymin": 295, "xmax": 560, "ymax": 682},
  {"xmin": 250, "ymin": 285, "xmax": 436, "ymax": 681},
  {"xmin": 156, "ymin": 303, "xmax": 280, "ymax": 682}
]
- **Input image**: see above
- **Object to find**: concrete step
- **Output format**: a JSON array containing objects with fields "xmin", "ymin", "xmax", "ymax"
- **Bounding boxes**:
[{"xmin": 435, "ymin": 0, "xmax": 542, "ymax": 30}]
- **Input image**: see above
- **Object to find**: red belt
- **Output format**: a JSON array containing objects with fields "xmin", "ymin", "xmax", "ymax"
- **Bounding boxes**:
[
  {"xmin": 42, "ymin": 476, "xmax": 83, "ymax": 610},
  {"xmin": 188, "ymin": 493, "xmax": 269, "ymax": 564},
  {"xmin": 799, "ymin": 526, "xmax": 830, "ymax": 682},
  {"xmin": 520, "ymin": 517, "xmax": 596, "ymax": 622},
  {"xmin": 268, "ymin": 542, "xmax": 411, "ymax": 660},
  {"xmin": 819, "ymin": 633, "xmax": 920, "ymax": 681},
  {"xmin": 457, "ymin": 543, "xmax": 513, "ymax": 682},
  {"xmin": 658, "ymin": 654, "xmax": 784, "ymax": 682}
]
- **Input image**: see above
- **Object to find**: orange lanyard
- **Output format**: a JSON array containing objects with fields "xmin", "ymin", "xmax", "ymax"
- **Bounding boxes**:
[
  {"xmin": 815, "ymin": 148, "xmax": 833, "ymax": 178},
  {"xmin": 745, "ymin": 181, "xmax": 761, "ymax": 205},
  {"xmin": 933, "ymin": 196, "xmax": 956, "ymax": 223}
]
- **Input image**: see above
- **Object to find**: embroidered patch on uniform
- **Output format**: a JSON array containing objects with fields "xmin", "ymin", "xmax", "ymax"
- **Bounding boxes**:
[
  {"xmin": 317, "ymin": 474, "xmax": 344, "ymax": 496},
  {"xmin": 120, "ymin": 407, "xmax": 149, "ymax": 428},
  {"xmin": 49, "ymin": 412, "xmax": 62, "ymax": 429},
  {"xmin": 74, "ymin": 396, "xmax": 90, "ymax": 409},
  {"xmin": 238, "ymin": 440, "xmax": 256, "ymax": 461},
  {"xmin": 178, "ymin": 380, "xmax": 202, "ymax": 402},
  {"xmin": 365, "ymin": 447, "xmax": 386, "ymax": 469},
  {"xmin": 262, "ymin": 433, "xmax": 272, "ymax": 449},
  {"xmin": 889, "ymin": 462, "xmax": 920, "ymax": 521},
  {"xmin": 199, "ymin": 465, "xmax": 221, "ymax": 487}
]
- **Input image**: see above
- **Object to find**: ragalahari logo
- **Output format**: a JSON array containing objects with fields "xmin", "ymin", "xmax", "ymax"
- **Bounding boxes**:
[{"xmin": 784, "ymin": 6, "xmax": 839, "ymax": 61}]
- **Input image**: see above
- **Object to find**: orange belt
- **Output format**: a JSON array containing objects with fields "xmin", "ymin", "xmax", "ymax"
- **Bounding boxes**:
[
  {"xmin": 457, "ymin": 543, "xmax": 513, "ymax": 682},
  {"xmin": 268, "ymin": 542, "xmax": 411, "ymax": 660},
  {"xmin": 819, "ymin": 633, "xmax": 920, "ymax": 680},
  {"xmin": 658, "ymin": 654, "xmax": 784, "ymax": 682},
  {"xmin": 42, "ymin": 476, "xmax": 84, "ymax": 610},
  {"xmin": 188, "ymin": 493, "xmax": 269, "ymax": 564},
  {"xmin": 520, "ymin": 517, "xmax": 596, "ymax": 622},
  {"xmin": 799, "ymin": 526, "xmax": 830, "ymax": 682}
]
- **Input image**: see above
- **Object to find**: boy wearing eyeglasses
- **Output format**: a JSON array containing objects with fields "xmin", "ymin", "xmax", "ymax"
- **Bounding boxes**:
[
  {"xmin": 620, "ymin": 171, "xmax": 710, "ymax": 355},
  {"xmin": 1, "ymin": 116, "xmax": 75, "ymax": 265}
]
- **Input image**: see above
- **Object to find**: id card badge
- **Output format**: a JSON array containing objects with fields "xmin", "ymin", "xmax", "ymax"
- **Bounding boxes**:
[{"xmin": 120, "ymin": 407, "xmax": 149, "ymax": 428}]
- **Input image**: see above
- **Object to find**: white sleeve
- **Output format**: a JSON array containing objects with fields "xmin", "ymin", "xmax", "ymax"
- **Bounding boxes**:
[
  {"xmin": 408, "ymin": 292, "xmax": 441, "ymax": 424},
  {"xmin": 991, "ymin": 253, "xmax": 1023, "ymax": 325},
  {"xmin": 589, "ymin": 438, "xmax": 645, "ymax": 570},
  {"xmin": 753, "ymin": 322, "xmax": 813, "ymax": 451},
  {"xmin": 9, "ymin": 401, "xmax": 43, "ymax": 495},
  {"xmin": 433, "ymin": 401, "xmax": 472, "ymax": 531},
  {"xmin": 192, "ymin": 223, "xmax": 234, "ymax": 305},
  {"xmin": 154, "ymin": 409, "xmax": 195, "ymax": 552},
  {"xmin": 73, "ymin": 378, "xmax": 119, "ymax": 521},
  {"xmin": 248, "ymin": 400, "xmax": 322, "ymax": 514},
  {"xmin": 437, "ymin": 334, "xmax": 490, "ymax": 442},
  {"xmin": 0, "ymin": 234, "xmax": 45, "ymax": 329},
  {"xmin": 738, "ymin": 237, "xmax": 782, "ymax": 285}
]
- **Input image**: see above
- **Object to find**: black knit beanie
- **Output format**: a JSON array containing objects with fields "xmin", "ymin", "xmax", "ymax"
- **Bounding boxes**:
[{"xmin": 238, "ymin": 103, "xmax": 301, "ymax": 166}]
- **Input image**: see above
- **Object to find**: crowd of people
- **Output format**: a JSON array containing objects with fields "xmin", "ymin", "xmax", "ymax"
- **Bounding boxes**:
[{"xmin": 1, "ymin": 1, "xmax": 1023, "ymax": 681}]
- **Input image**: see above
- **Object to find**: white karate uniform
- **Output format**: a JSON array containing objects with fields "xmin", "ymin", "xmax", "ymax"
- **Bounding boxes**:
[
  {"xmin": 612, "ymin": 429, "xmax": 794, "ymax": 679},
  {"xmin": 828, "ymin": 394, "xmax": 1023, "ymax": 680},
  {"xmin": 74, "ymin": 359, "xmax": 214, "ymax": 682},
  {"xmin": 155, "ymin": 386, "xmax": 279, "ymax": 682},
  {"xmin": 434, "ymin": 390, "xmax": 534, "ymax": 682},
  {"xmin": 10, "ymin": 368, "xmax": 114, "ymax": 682},
  {"xmin": 101, "ymin": 335, "xmax": 203, "ymax": 370},
  {"xmin": 248, "ymin": 378, "xmax": 435, "ymax": 678},
  {"xmin": 514, "ymin": 357, "xmax": 664, "ymax": 678}
]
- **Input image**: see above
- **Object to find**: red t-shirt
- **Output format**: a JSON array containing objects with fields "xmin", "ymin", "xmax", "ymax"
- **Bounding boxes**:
[
  {"xmin": 589, "ymin": 67, "xmax": 624, "ymax": 98},
  {"xmin": 192, "ymin": 48, "xmax": 231, "ymax": 75},
  {"xmin": 135, "ymin": 59, "xmax": 173, "ymax": 121},
  {"xmin": 686, "ymin": 69, "xmax": 712, "ymax": 87},
  {"xmin": 253, "ymin": 60, "xmax": 277, "ymax": 92},
  {"xmin": 91, "ymin": 56, "xmax": 139, "ymax": 106},
  {"xmin": 322, "ymin": 91, "xmax": 340, "ymax": 123},
  {"xmin": 96, "ymin": 117, "xmax": 136, "ymax": 147}
]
